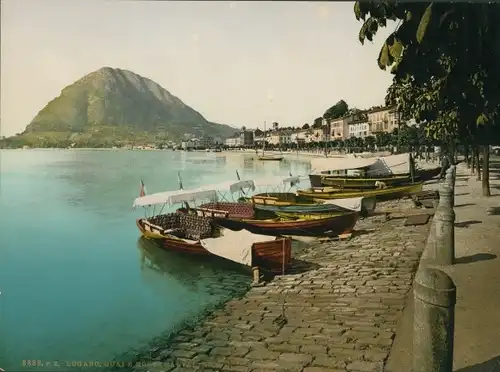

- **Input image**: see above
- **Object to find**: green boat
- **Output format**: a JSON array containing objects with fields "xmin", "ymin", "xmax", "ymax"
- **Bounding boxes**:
[
  {"xmin": 320, "ymin": 174, "xmax": 411, "ymax": 189},
  {"xmin": 249, "ymin": 193, "xmax": 377, "ymax": 215},
  {"xmin": 297, "ymin": 182, "xmax": 424, "ymax": 201}
]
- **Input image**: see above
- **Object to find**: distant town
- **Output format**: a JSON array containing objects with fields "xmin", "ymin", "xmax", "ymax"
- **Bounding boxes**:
[
  {"xmin": 177, "ymin": 104, "xmax": 414, "ymax": 151},
  {"xmin": 2, "ymin": 104, "xmax": 417, "ymax": 151}
]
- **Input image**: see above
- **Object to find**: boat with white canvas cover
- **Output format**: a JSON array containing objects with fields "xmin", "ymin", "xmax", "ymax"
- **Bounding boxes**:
[
  {"xmin": 133, "ymin": 185, "xmax": 292, "ymax": 274},
  {"xmin": 309, "ymin": 152, "xmax": 441, "ymax": 188}
]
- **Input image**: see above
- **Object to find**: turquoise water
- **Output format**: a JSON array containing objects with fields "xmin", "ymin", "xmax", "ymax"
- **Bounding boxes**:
[{"xmin": 0, "ymin": 149, "xmax": 310, "ymax": 370}]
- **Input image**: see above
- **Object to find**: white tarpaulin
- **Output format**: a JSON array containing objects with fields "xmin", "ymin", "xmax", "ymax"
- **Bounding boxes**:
[
  {"xmin": 310, "ymin": 157, "xmax": 378, "ymax": 173},
  {"xmin": 310, "ymin": 153, "xmax": 411, "ymax": 176},
  {"xmin": 323, "ymin": 197, "xmax": 364, "ymax": 211},
  {"xmin": 133, "ymin": 188, "xmax": 218, "ymax": 208},
  {"xmin": 323, "ymin": 196, "xmax": 377, "ymax": 213},
  {"xmin": 199, "ymin": 229, "xmax": 274, "ymax": 266},
  {"xmin": 367, "ymin": 153, "xmax": 410, "ymax": 176}
]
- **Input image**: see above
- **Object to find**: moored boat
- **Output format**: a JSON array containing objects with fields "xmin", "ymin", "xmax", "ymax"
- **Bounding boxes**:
[
  {"xmin": 309, "ymin": 153, "xmax": 441, "ymax": 187},
  {"xmin": 250, "ymin": 193, "xmax": 376, "ymax": 215},
  {"xmin": 191, "ymin": 202, "xmax": 359, "ymax": 237},
  {"xmin": 133, "ymin": 187, "xmax": 292, "ymax": 274},
  {"xmin": 298, "ymin": 182, "xmax": 424, "ymax": 201},
  {"xmin": 320, "ymin": 174, "xmax": 411, "ymax": 189},
  {"xmin": 275, "ymin": 211, "xmax": 345, "ymax": 220},
  {"xmin": 257, "ymin": 155, "xmax": 284, "ymax": 161}
]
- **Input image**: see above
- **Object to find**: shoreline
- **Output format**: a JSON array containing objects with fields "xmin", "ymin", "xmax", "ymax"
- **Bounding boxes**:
[{"xmin": 126, "ymin": 196, "xmax": 433, "ymax": 372}]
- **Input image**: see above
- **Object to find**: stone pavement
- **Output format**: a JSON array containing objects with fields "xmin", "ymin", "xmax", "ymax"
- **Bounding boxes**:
[
  {"xmin": 132, "ymin": 198, "xmax": 432, "ymax": 372},
  {"xmin": 386, "ymin": 163, "xmax": 500, "ymax": 372}
]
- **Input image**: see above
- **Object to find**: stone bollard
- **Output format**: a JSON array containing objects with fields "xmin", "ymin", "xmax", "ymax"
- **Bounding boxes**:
[
  {"xmin": 432, "ymin": 184, "xmax": 456, "ymax": 265},
  {"xmin": 251, "ymin": 267, "xmax": 264, "ymax": 287},
  {"xmin": 445, "ymin": 167, "xmax": 456, "ymax": 206},
  {"xmin": 413, "ymin": 267, "xmax": 456, "ymax": 372}
]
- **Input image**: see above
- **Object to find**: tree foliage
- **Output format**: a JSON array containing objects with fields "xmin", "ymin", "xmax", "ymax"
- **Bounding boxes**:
[
  {"xmin": 324, "ymin": 100, "xmax": 349, "ymax": 121},
  {"xmin": 354, "ymin": 2, "xmax": 500, "ymax": 143},
  {"xmin": 312, "ymin": 117, "xmax": 323, "ymax": 129}
]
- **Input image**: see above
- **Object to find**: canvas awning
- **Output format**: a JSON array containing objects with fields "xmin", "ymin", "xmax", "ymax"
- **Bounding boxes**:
[
  {"xmin": 199, "ymin": 179, "xmax": 257, "ymax": 194},
  {"xmin": 253, "ymin": 175, "xmax": 302, "ymax": 188},
  {"xmin": 133, "ymin": 187, "xmax": 218, "ymax": 208}
]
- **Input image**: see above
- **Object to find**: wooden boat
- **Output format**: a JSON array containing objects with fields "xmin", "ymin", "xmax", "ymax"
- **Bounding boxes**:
[
  {"xmin": 275, "ymin": 211, "xmax": 345, "ymax": 220},
  {"xmin": 257, "ymin": 155, "xmax": 284, "ymax": 161},
  {"xmin": 417, "ymin": 167, "xmax": 442, "ymax": 181},
  {"xmin": 318, "ymin": 167, "xmax": 442, "ymax": 188},
  {"xmin": 256, "ymin": 121, "xmax": 283, "ymax": 162},
  {"xmin": 190, "ymin": 203, "xmax": 359, "ymax": 237},
  {"xmin": 320, "ymin": 174, "xmax": 411, "ymax": 189},
  {"xmin": 249, "ymin": 193, "xmax": 376, "ymax": 215},
  {"xmin": 297, "ymin": 182, "xmax": 424, "ymax": 201},
  {"xmin": 133, "ymin": 187, "xmax": 292, "ymax": 274},
  {"xmin": 309, "ymin": 153, "xmax": 441, "ymax": 187}
]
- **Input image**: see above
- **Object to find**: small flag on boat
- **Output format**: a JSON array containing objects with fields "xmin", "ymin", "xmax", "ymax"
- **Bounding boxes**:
[{"xmin": 139, "ymin": 179, "xmax": 146, "ymax": 197}]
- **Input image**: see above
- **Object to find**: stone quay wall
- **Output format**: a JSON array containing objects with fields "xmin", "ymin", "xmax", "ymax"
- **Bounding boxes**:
[{"xmin": 134, "ymin": 201, "xmax": 431, "ymax": 372}]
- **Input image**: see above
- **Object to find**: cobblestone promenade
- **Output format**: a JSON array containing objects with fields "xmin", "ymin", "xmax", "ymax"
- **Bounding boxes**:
[{"xmin": 134, "ymin": 200, "xmax": 431, "ymax": 372}]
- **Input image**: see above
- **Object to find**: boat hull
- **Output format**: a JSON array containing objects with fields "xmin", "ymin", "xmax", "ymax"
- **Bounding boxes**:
[
  {"xmin": 275, "ymin": 211, "xmax": 345, "ymax": 219},
  {"xmin": 136, "ymin": 217, "xmax": 292, "ymax": 274},
  {"xmin": 299, "ymin": 182, "xmax": 424, "ymax": 201},
  {"xmin": 321, "ymin": 175, "xmax": 411, "ymax": 189},
  {"xmin": 254, "ymin": 202, "xmax": 348, "ymax": 214},
  {"xmin": 310, "ymin": 167, "xmax": 441, "ymax": 188},
  {"xmin": 252, "ymin": 195, "xmax": 376, "ymax": 215},
  {"xmin": 215, "ymin": 212, "xmax": 359, "ymax": 237},
  {"xmin": 257, "ymin": 156, "xmax": 284, "ymax": 161}
]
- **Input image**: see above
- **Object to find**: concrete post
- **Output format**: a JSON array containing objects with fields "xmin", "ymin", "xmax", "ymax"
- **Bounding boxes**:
[
  {"xmin": 432, "ymin": 185, "xmax": 455, "ymax": 265},
  {"xmin": 251, "ymin": 267, "xmax": 264, "ymax": 287},
  {"xmin": 413, "ymin": 267, "xmax": 456, "ymax": 372}
]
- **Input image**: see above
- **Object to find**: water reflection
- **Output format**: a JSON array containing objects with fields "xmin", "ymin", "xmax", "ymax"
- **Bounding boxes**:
[{"xmin": 137, "ymin": 237, "xmax": 250, "ymax": 298}]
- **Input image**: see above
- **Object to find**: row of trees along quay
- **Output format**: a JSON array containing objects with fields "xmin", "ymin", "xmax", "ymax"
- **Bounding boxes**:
[{"xmin": 352, "ymin": 1, "xmax": 500, "ymax": 197}]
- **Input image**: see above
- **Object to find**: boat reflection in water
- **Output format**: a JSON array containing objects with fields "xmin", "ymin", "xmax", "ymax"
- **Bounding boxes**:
[{"xmin": 137, "ymin": 237, "xmax": 250, "ymax": 298}]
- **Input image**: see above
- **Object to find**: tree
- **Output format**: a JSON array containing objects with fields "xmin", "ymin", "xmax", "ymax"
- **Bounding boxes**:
[
  {"xmin": 364, "ymin": 135, "xmax": 375, "ymax": 151},
  {"xmin": 324, "ymin": 100, "xmax": 349, "ymax": 121},
  {"xmin": 302, "ymin": 123, "xmax": 310, "ymax": 130},
  {"xmin": 375, "ymin": 132, "xmax": 392, "ymax": 149},
  {"xmin": 312, "ymin": 117, "xmax": 323, "ymax": 129},
  {"xmin": 354, "ymin": 2, "xmax": 500, "ymax": 196}
]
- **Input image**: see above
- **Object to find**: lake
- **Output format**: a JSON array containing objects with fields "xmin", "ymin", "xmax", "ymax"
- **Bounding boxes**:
[{"xmin": 0, "ymin": 149, "xmax": 311, "ymax": 371}]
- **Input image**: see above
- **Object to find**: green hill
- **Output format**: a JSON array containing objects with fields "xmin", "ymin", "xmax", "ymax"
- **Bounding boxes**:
[{"xmin": 1, "ymin": 67, "xmax": 236, "ymax": 148}]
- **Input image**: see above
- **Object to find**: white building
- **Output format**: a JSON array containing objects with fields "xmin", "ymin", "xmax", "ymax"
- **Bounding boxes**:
[
  {"xmin": 225, "ymin": 137, "xmax": 242, "ymax": 147},
  {"xmin": 347, "ymin": 119, "xmax": 371, "ymax": 138},
  {"xmin": 181, "ymin": 140, "xmax": 196, "ymax": 150}
]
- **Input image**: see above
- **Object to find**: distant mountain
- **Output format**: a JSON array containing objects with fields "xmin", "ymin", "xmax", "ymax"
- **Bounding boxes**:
[{"xmin": 4, "ymin": 67, "xmax": 236, "ymax": 147}]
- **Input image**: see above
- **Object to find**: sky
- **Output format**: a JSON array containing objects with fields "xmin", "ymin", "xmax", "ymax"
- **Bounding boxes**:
[{"xmin": 1, "ymin": 0, "xmax": 396, "ymax": 137}]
